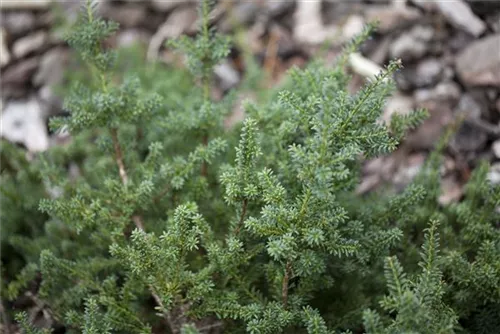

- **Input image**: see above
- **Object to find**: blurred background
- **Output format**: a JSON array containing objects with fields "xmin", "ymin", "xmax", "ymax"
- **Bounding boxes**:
[{"xmin": 1, "ymin": 0, "xmax": 500, "ymax": 200}]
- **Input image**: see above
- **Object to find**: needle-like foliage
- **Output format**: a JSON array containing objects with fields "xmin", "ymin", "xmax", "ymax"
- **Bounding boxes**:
[{"xmin": 2, "ymin": 1, "xmax": 500, "ymax": 334}]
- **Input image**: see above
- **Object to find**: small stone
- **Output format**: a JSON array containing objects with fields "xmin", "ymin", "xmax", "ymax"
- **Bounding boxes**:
[
  {"xmin": 393, "ymin": 153, "xmax": 426, "ymax": 189},
  {"xmin": 342, "ymin": 15, "xmax": 364, "ymax": 41},
  {"xmin": 349, "ymin": 52, "xmax": 383, "ymax": 81},
  {"xmin": 456, "ymin": 34, "xmax": 500, "ymax": 86},
  {"xmin": 390, "ymin": 25, "xmax": 434, "ymax": 62},
  {"xmin": 116, "ymin": 29, "xmax": 151, "ymax": 48},
  {"xmin": 414, "ymin": 58, "xmax": 443, "ymax": 87},
  {"xmin": 0, "ymin": 98, "xmax": 49, "ymax": 152},
  {"xmin": 431, "ymin": 81, "xmax": 461, "ymax": 103},
  {"xmin": 3, "ymin": 11, "xmax": 36, "ymax": 35},
  {"xmin": 405, "ymin": 102, "xmax": 453, "ymax": 150},
  {"xmin": 487, "ymin": 163, "xmax": 500, "ymax": 185},
  {"xmin": 104, "ymin": 5, "xmax": 147, "ymax": 28},
  {"xmin": 439, "ymin": 176, "xmax": 463, "ymax": 206},
  {"xmin": 365, "ymin": 5, "xmax": 421, "ymax": 33},
  {"xmin": 1, "ymin": 57, "xmax": 39, "ymax": 97},
  {"xmin": 396, "ymin": 58, "xmax": 443, "ymax": 90},
  {"xmin": 0, "ymin": 28, "xmax": 10, "ymax": 67},
  {"xmin": 38, "ymin": 85, "xmax": 63, "ymax": 116},
  {"xmin": 322, "ymin": 1, "xmax": 363, "ymax": 25},
  {"xmin": 294, "ymin": 0, "xmax": 339, "ymax": 45},
  {"xmin": 493, "ymin": 140, "xmax": 500, "ymax": 159},
  {"xmin": 220, "ymin": 2, "xmax": 259, "ymax": 32},
  {"xmin": 0, "ymin": 0, "xmax": 51, "ymax": 10},
  {"xmin": 456, "ymin": 94, "xmax": 484, "ymax": 120},
  {"xmin": 452, "ymin": 122, "xmax": 488, "ymax": 153},
  {"xmin": 382, "ymin": 93, "xmax": 414, "ymax": 124},
  {"xmin": 150, "ymin": 0, "xmax": 190, "ymax": 12},
  {"xmin": 12, "ymin": 31, "xmax": 48, "ymax": 59},
  {"xmin": 214, "ymin": 61, "xmax": 240, "ymax": 92},
  {"xmin": 147, "ymin": 6, "xmax": 198, "ymax": 61},
  {"xmin": 434, "ymin": 1, "xmax": 486, "ymax": 37},
  {"xmin": 33, "ymin": 47, "xmax": 69, "ymax": 86}
]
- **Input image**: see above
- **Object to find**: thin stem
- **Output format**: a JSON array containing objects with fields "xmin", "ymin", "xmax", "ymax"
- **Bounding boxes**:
[
  {"xmin": 201, "ymin": 133, "xmax": 209, "ymax": 177},
  {"xmin": 234, "ymin": 198, "xmax": 248, "ymax": 235},
  {"xmin": 282, "ymin": 260, "xmax": 292, "ymax": 309},
  {"xmin": 110, "ymin": 128, "xmax": 175, "ymax": 329},
  {"xmin": 110, "ymin": 128, "xmax": 128, "ymax": 186},
  {"xmin": 150, "ymin": 287, "xmax": 177, "ymax": 334},
  {"xmin": 25, "ymin": 292, "xmax": 53, "ymax": 326},
  {"xmin": 197, "ymin": 322, "xmax": 224, "ymax": 333}
]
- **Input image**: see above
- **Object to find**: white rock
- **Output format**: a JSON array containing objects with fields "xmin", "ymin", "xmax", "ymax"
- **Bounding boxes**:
[
  {"xmin": 434, "ymin": 1, "xmax": 486, "ymax": 37},
  {"xmin": 493, "ymin": 140, "xmax": 500, "ymax": 159},
  {"xmin": 488, "ymin": 163, "xmax": 500, "ymax": 185},
  {"xmin": 0, "ymin": 28, "xmax": 10, "ymax": 67},
  {"xmin": 13, "ymin": 31, "xmax": 48, "ymax": 59},
  {"xmin": 1, "ymin": 98, "xmax": 49, "ymax": 152},
  {"xmin": 456, "ymin": 34, "xmax": 500, "ymax": 86},
  {"xmin": 349, "ymin": 52, "xmax": 383, "ymax": 81},
  {"xmin": 294, "ymin": 0, "xmax": 339, "ymax": 45},
  {"xmin": 0, "ymin": 0, "xmax": 52, "ymax": 10},
  {"xmin": 342, "ymin": 15, "xmax": 364, "ymax": 41}
]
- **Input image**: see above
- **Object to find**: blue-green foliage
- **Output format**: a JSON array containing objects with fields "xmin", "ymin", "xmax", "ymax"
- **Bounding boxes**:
[{"xmin": 2, "ymin": 1, "xmax": 500, "ymax": 334}]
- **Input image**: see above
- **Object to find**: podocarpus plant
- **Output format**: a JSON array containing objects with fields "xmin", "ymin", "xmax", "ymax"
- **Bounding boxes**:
[{"xmin": 3, "ymin": 1, "xmax": 500, "ymax": 333}]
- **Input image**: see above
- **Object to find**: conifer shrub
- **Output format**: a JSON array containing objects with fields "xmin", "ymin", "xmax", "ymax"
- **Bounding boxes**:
[{"xmin": 2, "ymin": 1, "xmax": 500, "ymax": 333}]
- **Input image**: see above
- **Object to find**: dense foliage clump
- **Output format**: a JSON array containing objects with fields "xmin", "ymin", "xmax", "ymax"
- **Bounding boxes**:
[{"xmin": 2, "ymin": 1, "xmax": 499, "ymax": 333}]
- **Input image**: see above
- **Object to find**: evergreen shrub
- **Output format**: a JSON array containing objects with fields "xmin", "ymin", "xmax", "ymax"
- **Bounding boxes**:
[{"xmin": 2, "ymin": 1, "xmax": 499, "ymax": 333}]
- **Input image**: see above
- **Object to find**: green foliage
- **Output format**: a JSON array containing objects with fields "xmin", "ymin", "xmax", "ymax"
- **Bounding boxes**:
[
  {"xmin": 14, "ymin": 312, "xmax": 53, "ymax": 334},
  {"xmin": 3, "ymin": 1, "xmax": 500, "ymax": 334},
  {"xmin": 364, "ymin": 220, "xmax": 458, "ymax": 334}
]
